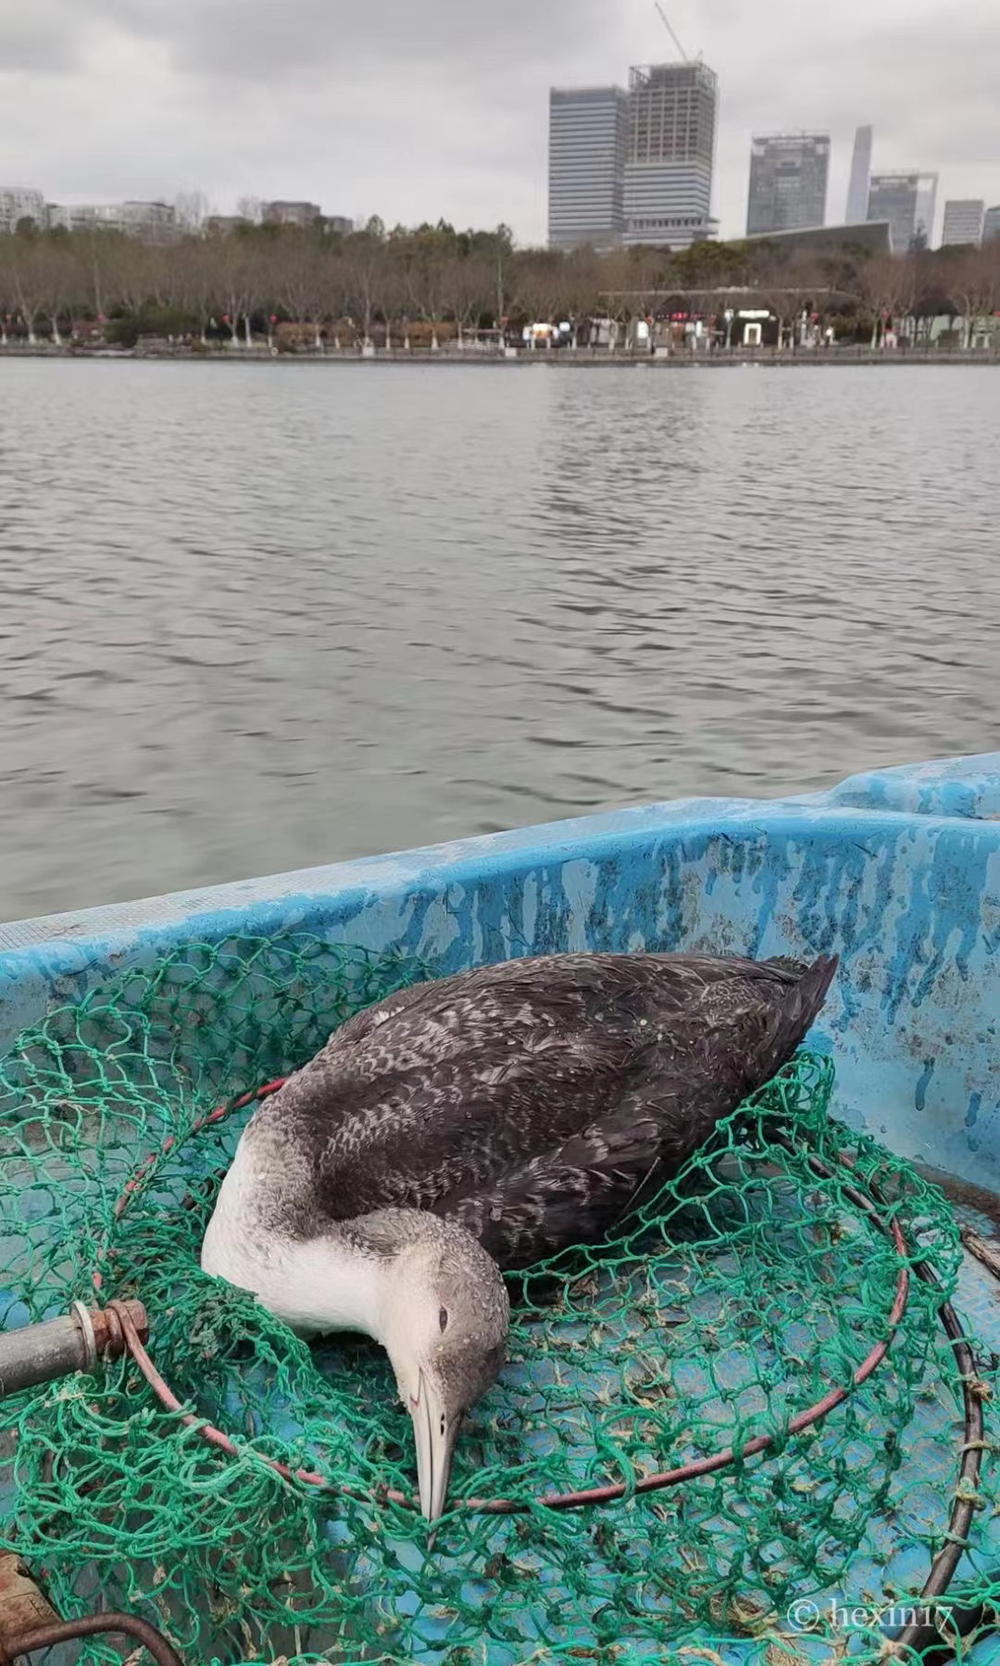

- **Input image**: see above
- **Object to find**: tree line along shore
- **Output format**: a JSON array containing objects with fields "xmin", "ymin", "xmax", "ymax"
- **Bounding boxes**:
[{"xmin": 0, "ymin": 218, "xmax": 997, "ymax": 353}]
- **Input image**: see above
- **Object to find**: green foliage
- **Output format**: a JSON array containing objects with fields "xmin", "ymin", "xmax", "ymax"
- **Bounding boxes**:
[
  {"xmin": 104, "ymin": 316, "xmax": 139, "ymax": 347},
  {"xmin": 0, "ymin": 934, "xmax": 995, "ymax": 1664}
]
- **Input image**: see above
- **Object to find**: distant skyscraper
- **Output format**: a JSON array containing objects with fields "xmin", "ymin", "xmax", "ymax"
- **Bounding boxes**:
[
  {"xmin": 622, "ymin": 61, "xmax": 718, "ymax": 249},
  {"xmin": 845, "ymin": 126, "xmax": 873, "ymax": 224},
  {"xmin": 984, "ymin": 206, "xmax": 1000, "ymax": 244},
  {"xmin": 548, "ymin": 85, "xmax": 628, "ymax": 249},
  {"xmin": 867, "ymin": 171, "xmax": 938, "ymax": 252},
  {"xmin": 746, "ymin": 133, "xmax": 830, "ymax": 235},
  {"xmin": 941, "ymin": 199, "xmax": 985, "ymax": 247}
]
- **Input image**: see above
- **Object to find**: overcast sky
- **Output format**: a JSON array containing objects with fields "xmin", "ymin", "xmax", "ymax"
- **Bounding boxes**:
[{"xmin": 2, "ymin": 0, "xmax": 999, "ymax": 244}]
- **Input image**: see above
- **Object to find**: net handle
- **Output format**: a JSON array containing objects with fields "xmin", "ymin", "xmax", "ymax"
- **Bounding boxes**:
[{"xmin": 0, "ymin": 1612, "xmax": 183, "ymax": 1666}]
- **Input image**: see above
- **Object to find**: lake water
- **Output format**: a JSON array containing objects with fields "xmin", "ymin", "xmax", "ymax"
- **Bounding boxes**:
[{"xmin": 1, "ymin": 359, "xmax": 998, "ymax": 920}]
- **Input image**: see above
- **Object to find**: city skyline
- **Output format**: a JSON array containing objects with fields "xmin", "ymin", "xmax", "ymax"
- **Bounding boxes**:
[{"xmin": 0, "ymin": 0, "xmax": 998, "ymax": 245}]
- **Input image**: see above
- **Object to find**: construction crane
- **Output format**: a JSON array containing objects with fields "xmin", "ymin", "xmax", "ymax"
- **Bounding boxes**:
[{"xmin": 653, "ymin": 1, "xmax": 689, "ymax": 61}]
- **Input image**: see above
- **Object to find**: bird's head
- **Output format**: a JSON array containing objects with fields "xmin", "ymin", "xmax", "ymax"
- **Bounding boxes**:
[{"xmin": 360, "ymin": 1211, "xmax": 509, "ymax": 1523}]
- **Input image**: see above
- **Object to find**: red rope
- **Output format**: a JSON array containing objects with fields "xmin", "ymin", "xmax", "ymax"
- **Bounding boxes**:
[{"xmin": 101, "ymin": 1086, "xmax": 912, "ymax": 1518}]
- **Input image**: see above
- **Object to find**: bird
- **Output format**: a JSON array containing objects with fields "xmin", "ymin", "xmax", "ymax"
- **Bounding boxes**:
[{"xmin": 201, "ymin": 949, "xmax": 836, "ymax": 1522}]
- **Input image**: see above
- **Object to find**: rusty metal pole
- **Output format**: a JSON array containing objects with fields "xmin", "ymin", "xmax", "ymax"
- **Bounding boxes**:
[
  {"xmin": 0, "ymin": 1301, "xmax": 147, "ymax": 1399},
  {"xmin": 0, "ymin": 1301, "xmax": 182, "ymax": 1666}
]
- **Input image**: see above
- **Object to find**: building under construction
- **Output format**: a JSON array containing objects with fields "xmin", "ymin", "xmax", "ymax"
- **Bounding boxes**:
[
  {"xmin": 623, "ymin": 61, "xmax": 718, "ymax": 249},
  {"xmin": 548, "ymin": 47, "xmax": 719, "ymax": 252}
]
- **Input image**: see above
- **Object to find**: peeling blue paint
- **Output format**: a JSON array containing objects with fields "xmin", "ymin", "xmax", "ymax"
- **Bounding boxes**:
[{"xmin": 915, "ymin": 1059, "xmax": 935, "ymax": 1113}]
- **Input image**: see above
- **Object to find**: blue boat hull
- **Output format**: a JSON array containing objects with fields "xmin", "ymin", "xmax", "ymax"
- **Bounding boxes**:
[{"xmin": 3, "ymin": 751, "xmax": 999, "ymax": 1193}]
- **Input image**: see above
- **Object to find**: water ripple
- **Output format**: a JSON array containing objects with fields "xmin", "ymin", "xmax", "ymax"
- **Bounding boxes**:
[{"xmin": 1, "ymin": 360, "xmax": 999, "ymax": 917}]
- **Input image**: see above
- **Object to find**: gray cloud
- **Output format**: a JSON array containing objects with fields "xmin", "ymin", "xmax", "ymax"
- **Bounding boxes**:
[
  {"xmin": 0, "ymin": 9, "xmax": 82, "ymax": 74},
  {"xmin": 0, "ymin": 0, "xmax": 998, "ymax": 241}
]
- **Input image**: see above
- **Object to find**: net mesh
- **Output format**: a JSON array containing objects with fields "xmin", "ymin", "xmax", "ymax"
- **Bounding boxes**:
[{"xmin": 1, "ymin": 934, "xmax": 998, "ymax": 1666}]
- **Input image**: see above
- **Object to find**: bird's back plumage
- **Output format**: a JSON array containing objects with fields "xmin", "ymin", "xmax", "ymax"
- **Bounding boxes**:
[{"xmin": 240, "ymin": 951, "xmax": 836, "ymax": 1268}]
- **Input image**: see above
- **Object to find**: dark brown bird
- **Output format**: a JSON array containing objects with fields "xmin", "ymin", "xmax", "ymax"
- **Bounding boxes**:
[{"xmin": 203, "ymin": 950, "xmax": 836, "ymax": 1521}]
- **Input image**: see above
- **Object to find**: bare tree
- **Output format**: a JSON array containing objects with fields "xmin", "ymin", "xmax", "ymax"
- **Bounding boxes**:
[
  {"xmin": 745, "ymin": 250, "xmax": 815, "ymax": 349},
  {"xmin": 517, "ymin": 249, "xmax": 579, "ymax": 346},
  {"xmin": 392, "ymin": 224, "xmax": 463, "ymax": 334},
  {"xmin": 558, "ymin": 246, "xmax": 603, "ymax": 334},
  {"xmin": 855, "ymin": 254, "xmax": 917, "ymax": 349},
  {"xmin": 241, "ymin": 238, "xmax": 283, "ymax": 346},
  {"xmin": 341, "ymin": 226, "xmax": 385, "ymax": 348},
  {"xmin": 213, "ymin": 234, "xmax": 257, "ymax": 346},
  {"xmin": 0, "ymin": 240, "xmax": 13, "ymax": 344},
  {"xmin": 235, "ymin": 196, "xmax": 263, "ymax": 226},
  {"xmin": 173, "ymin": 191, "xmax": 209, "ymax": 234},
  {"xmin": 278, "ymin": 231, "xmax": 330, "ymax": 349},
  {"xmin": 438, "ymin": 251, "xmax": 491, "ymax": 346},
  {"xmin": 945, "ymin": 247, "xmax": 1000, "ymax": 349},
  {"xmin": 38, "ymin": 236, "xmax": 79, "ymax": 345},
  {"xmin": 114, "ymin": 241, "xmax": 157, "ymax": 324},
  {"xmin": 73, "ymin": 232, "xmax": 117, "ymax": 327},
  {"xmin": 595, "ymin": 246, "xmax": 668, "ymax": 348},
  {"xmin": 892, "ymin": 255, "xmax": 919, "ymax": 345},
  {"xmin": 6, "ymin": 236, "xmax": 49, "ymax": 344},
  {"xmin": 596, "ymin": 246, "xmax": 639, "ymax": 340},
  {"xmin": 172, "ymin": 238, "xmax": 218, "ymax": 343}
]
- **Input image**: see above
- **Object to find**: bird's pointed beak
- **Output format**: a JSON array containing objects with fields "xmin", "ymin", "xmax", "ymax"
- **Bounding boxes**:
[{"xmin": 409, "ymin": 1370, "xmax": 461, "ymax": 1526}]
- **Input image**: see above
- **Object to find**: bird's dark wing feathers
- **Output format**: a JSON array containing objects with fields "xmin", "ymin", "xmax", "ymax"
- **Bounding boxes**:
[
  {"xmin": 440, "ymin": 954, "xmax": 836, "ymax": 1267},
  {"xmin": 248, "ymin": 951, "xmax": 836, "ymax": 1260},
  {"xmin": 445, "ymin": 1111, "xmax": 664, "ymax": 1269}
]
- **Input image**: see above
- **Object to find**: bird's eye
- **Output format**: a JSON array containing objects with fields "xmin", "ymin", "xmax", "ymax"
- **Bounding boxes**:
[{"xmin": 439, "ymin": 1307, "xmax": 449, "ymax": 1332}]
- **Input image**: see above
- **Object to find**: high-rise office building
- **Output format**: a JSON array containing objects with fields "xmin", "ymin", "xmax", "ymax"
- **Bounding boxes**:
[
  {"xmin": 867, "ymin": 172, "xmax": 938, "ymax": 252},
  {"xmin": 984, "ymin": 206, "xmax": 1000, "ymax": 244},
  {"xmin": 941, "ymin": 199, "xmax": 985, "ymax": 247},
  {"xmin": 746, "ymin": 133, "xmax": 830, "ymax": 235},
  {"xmin": 622, "ymin": 61, "xmax": 718, "ymax": 249},
  {"xmin": 845, "ymin": 126, "xmax": 873, "ymax": 224},
  {"xmin": 548, "ymin": 85, "xmax": 628, "ymax": 249}
]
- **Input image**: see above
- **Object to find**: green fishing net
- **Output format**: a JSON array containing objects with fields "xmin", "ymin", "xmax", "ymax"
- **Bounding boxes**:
[{"xmin": 0, "ymin": 934, "xmax": 998, "ymax": 1666}]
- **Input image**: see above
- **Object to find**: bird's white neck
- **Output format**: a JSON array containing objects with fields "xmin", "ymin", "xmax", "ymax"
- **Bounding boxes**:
[
  {"xmin": 201, "ymin": 1153, "xmax": 389, "ymax": 1342},
  {"xmin": 259, "ymin": 1234, "xmax": 388, "ymax": 1341}
]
